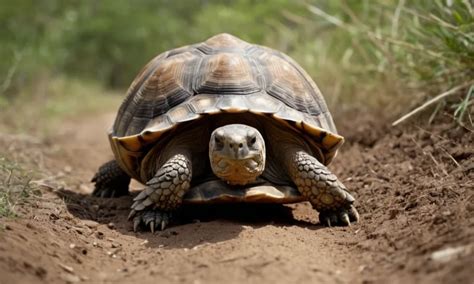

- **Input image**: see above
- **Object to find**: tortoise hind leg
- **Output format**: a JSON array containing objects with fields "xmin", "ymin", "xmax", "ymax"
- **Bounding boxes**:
[
  {"xmin": 287, "ymin": 150, "xmax": 359, "ymax": 226},
  {"xmin": 128, "ymin": 153, "xmax": 192, "ymax": 232},
  {"xmin": 92, "ymin": 160, "xmax": 131, "ymax": 198}
]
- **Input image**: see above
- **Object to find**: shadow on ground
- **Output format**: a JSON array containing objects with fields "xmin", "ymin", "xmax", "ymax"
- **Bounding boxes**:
[{"xmin": 55, "ymin": 189, "xmax": 323, "ymax": 249}]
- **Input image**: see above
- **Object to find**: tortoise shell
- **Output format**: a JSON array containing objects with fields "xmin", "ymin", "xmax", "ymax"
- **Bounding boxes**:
[{"xmin": 109, "ymin": 33, "xmax": 343, "ymax": 181}]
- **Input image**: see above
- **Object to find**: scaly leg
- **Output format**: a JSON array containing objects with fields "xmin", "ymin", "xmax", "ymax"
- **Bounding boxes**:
[
  {"xmin": 92, "ymin": 160, "xmax": 131, "ymax": 197},
  {"xmin": 128, "ymin": 153, "xmax": 192, "ymax": 232},
  {"xmin": 287, "ymin": 150, "xmax": 359, "ymax": 226}
]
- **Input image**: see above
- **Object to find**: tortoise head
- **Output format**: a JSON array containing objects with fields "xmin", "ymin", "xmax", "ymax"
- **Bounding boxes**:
[{"xmin": 209, "ymin": 124, "xmax": 265, "ymax": 185}]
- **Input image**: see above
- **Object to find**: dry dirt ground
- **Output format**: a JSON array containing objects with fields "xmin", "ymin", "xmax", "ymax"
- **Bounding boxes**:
[{"xmin": 0, "ymin": 111, "xmax": 473, "ymax": 284}]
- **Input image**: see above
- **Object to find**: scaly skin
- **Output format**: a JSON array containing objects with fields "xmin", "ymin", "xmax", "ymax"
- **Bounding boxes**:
[
  {"xmin": 92, "ymin": 160, "xmax": 131, "ymax": 198},
  {"xmin": 287, "ymin": 150, "xmax": 359, "ymax": 226},
  {"xmin": 128, "ymin": 153, "xmax": 192, "ymax": 232}
]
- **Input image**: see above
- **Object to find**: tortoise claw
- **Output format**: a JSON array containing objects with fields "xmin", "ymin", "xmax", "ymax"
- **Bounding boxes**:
[
  {"xmin": 128, "ymin": 209, "xmax": 137, "ymax": 221},
  {"xmin": 130, "ymin": 209, "xmax": 174, "ymax": 232},
  {"xmin": 324, "ymin": 216, "xmax": 331, "ymax": 227},
  {"xmin": 349, "ymin": 206, "xmax": 360, "ymax": 223},
  {"xmin": 319, "ymin": 206, "xmax": 359, "ymax": 227},
  {"xmin": 341, "ymin": 213, "xmax": 351, "ymax": 226},
  {"xmin": 133, "ymin": 217, "xmax": 140, "ymax": 232}
]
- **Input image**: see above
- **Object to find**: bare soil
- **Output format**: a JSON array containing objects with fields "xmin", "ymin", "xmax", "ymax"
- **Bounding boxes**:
[{"xmin": 0, "ymin": 111, "xmax": 472, "ymax": 284}]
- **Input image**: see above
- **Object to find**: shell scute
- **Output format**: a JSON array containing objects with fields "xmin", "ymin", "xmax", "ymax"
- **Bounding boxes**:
[{"xmin": 194, "ymin": 53, "xmax": 260, "ymax": 95}]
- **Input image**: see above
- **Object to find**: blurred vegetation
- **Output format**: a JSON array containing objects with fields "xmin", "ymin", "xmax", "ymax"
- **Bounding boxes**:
[
  {"xmin": 301, "ymin": 0, "xmax": 474, "ymax": 125},
  {"xmin": 1, "ymin": 0, "xmax": 473, "ymax": 128},
  {"xmin": 0, "ymin": 76, "xmax": 122, "ymax": 134}
]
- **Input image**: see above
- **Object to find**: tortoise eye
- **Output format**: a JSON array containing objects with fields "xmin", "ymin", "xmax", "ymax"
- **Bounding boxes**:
[
  {"xmin": 249, "ymin": 137, "xmax": 256, "ymax": 145},
  {"xmin": 215, "ymin": 136, "xmax": 222, "ymax": 144}
]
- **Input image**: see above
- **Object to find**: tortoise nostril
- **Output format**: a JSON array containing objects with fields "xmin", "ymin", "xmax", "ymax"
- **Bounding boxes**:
[{"xmin": 239, "ymin": 143, "xmax": 243, "ymax": 148}]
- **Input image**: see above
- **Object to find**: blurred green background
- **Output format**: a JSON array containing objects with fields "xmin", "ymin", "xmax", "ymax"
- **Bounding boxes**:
[{"xmin": 1, "ymin": 0, "xmax": 473, "ymax": 133}]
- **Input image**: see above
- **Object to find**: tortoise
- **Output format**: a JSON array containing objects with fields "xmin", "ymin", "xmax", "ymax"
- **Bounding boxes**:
[{"xmin": 92, "ymin": 33, "xmax": 359, "ymax": 232}]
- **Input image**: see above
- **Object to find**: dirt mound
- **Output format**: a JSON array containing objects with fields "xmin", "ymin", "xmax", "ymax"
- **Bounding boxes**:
[
  {"xmin": 0, "ymin": 112, "xmax": 472, "ymax": 283},
  {"xmin": 334, "ymin": 114, "xmax": 474, "ymax": 283}
]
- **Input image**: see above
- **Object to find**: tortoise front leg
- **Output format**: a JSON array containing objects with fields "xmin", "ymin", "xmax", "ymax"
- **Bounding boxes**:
[
  {"xmin": 287, "ymin": 150, "xmax": 359, "ymax": 226},
  {"xmin": 128, "ymin": 153, "xmax": 192, "ymax": 232},
  {"xmin": 92, "ymin": 160, "xmax": 131, "ymax": 197}
]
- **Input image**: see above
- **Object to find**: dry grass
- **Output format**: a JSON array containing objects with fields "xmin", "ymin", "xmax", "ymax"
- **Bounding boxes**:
[
  {"xmin": 283, "ymin": 1, "xmax": 474, "ymax": 123},
  {"xmin": 0, "ymin": 156, "xmax": 39, "ymax": 218}
]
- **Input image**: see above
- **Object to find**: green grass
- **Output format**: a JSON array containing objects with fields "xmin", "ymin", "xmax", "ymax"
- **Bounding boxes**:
[{"xmin": 0, "ymin": 157, "xmax": 39, "ymax": 218}]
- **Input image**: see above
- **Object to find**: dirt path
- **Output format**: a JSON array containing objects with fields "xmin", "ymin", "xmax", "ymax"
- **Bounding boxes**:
[{"xmin": 0, "ymin": 112, "xmax": 473, "ymax": 283}]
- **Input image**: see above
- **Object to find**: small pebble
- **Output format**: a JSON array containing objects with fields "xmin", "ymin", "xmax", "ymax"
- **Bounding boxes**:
[
  {"xmin": 82, "ymin": 220, "xmax": 99, "ymax": 229},
  {"xmin": 69, "ymin": 243, "xmax": 76, "ymax": 249},
  {"xmin": 431, "ymin": 245, "xmax": 472, "ymax": 263},
  {"xmin": 107, "ymin": 222, "xmax": 116, "ymax": 229},
  {"xmin": 59, "ymin": 263, "xmax": 74, "ymax": 273}
]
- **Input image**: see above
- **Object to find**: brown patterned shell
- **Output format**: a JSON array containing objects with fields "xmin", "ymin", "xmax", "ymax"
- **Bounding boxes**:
[{"xmin": 109, "ymin": 33, "xmax": 344, "ymax": 180}]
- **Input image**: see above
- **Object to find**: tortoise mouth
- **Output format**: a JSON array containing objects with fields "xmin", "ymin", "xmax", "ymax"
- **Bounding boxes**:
[
  {"xmin": 211, "ymin": 156, "xmax": 264, "ymax": 185},
  {"xmin": 214, "ymin": 156, "xmax": 263, "ymax": 172}
]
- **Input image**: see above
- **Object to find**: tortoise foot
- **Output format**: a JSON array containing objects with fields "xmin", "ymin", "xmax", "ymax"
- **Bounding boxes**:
[
  {"xmin": 92, "ymin": 160, "xmax": 130, "ymax": 198},
  {"xmin": 318, "ymin": 205, "xmax": 359, "ymax": 227},
  {"xmin": 288, "ymin": 150, "xmax": 359, "ymax": 227},
  {"xmin": 129, "ymin": 209, "xmax": 174, "ymax": 232}
]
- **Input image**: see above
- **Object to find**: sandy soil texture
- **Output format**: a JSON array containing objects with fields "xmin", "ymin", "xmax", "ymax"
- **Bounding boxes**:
[{"xmin": 0, "ymin": 112, "xmax": 472, "ymax": 284}]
